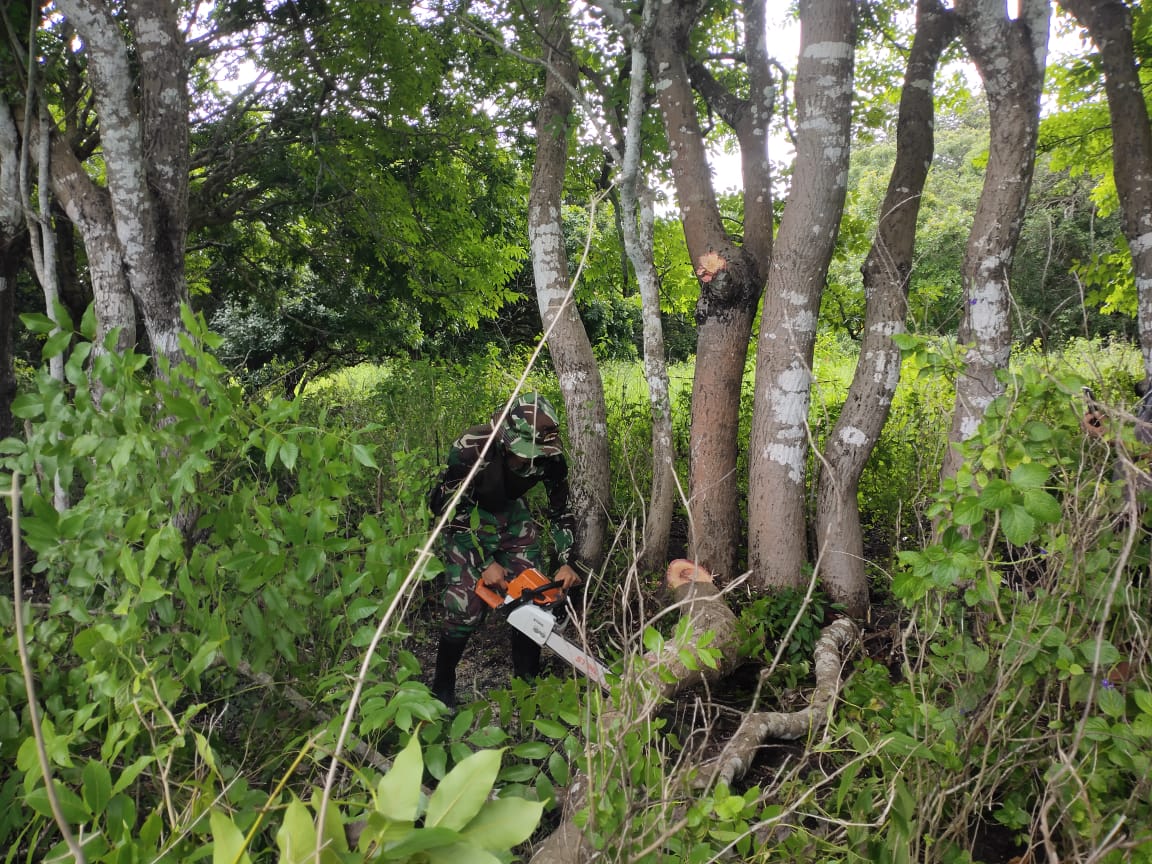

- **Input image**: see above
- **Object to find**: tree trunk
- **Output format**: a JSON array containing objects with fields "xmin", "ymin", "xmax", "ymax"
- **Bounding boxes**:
[
  {"xmin": 1058, "ymin": 0, "xmax": 1152, "ymax": 381},
  {"xmin": 617, "ymin": 12, "xmax": 676, "ymax": 573},
  {"xmin": 0, "ymin": 98, "xmax": 21, "ymax": 450},
  {"xmin": 747, "ymin": 0, "xmax": 857, "ymax": 592},
  {"xmin": 648, "ymin": 0, "xmax": 774, "ymax": 580},
  {"xmin": 814, "ymin": 0, "xmax": 957, "ymax": 619},
  {"xmin": 940, "ymin": 0, "xmax": 1049, "ymax": 482},
  {"xmin": 54, "ymin": 0, "xmax": 192, "ymax": 371},
  {"xmin": 633, "ymin": 187, "xmax": 677, "ymax": 572},
  {"xmin": 48, "ymin": 136, "xmax": 136, "ymax": 355},
  {"xmin": 527, "ymin": 0, "xmax": 611, "ymax": 571},
  {"xmin": 24, "ymin": 101, "xmax": 65, "ymax": 391}
]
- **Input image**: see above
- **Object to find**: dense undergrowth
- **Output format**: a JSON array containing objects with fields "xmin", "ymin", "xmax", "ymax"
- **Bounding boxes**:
[{"xmin": 1, "ymin": 310, "xmax": 1151, "ymax": 861}]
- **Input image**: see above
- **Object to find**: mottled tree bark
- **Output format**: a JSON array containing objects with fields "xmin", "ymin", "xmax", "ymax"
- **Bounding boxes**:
[
  {"xmin": 747, "ymin": 0, "xmax": 857, "ymax": 592},
  {"xmin": 528, "ymin": 0, "xmax": 610, "ymax": 570},
  {"xmin": 54, "ymin": 0, "xmax": 192, "ymax": 370},
  {"xmin": 940, "ymin": 0, "xmax": 1049, "ymax": 481},
  {"xmin": 814, "ymin": 0, "xmax": 957, "ymax": 619},
  {"xmin": 1059, "ymin": 0, "xmax": 1152, "ymax": 380},
  {"xmin": 48, "ymin": 137, "xmax": 136, "ymax": 355},
  {"xmin": 648, "ymin": 0, "xmax": 775, "ymax": 580},
  {"xmin": 617, "ymin": 9, "xmax": 676, "ymax": 572}
]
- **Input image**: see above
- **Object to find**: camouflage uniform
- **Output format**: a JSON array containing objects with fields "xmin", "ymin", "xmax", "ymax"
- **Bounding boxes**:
[{"xmin": 429, "ymin": 393, "xmax": 578, "ymax": 639}]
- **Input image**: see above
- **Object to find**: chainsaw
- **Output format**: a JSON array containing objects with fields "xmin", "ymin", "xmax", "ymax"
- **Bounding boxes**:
[{"xmin": 475, "ymin": 568, "xmax": 612, "ymax": 690}]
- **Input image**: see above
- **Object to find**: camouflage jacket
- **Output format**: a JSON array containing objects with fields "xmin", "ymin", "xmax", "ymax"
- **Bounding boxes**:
[{"xmin": 429, "ymin": 423, "xmax": 579, "ymax": 567}]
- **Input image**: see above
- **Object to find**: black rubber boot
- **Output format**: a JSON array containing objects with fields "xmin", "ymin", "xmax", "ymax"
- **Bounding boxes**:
[
  {"xmin": 431, "ymin": 633, "xmax": 470, "ymax": 709},
  {"xmin": 510, "ymin": 629, "xmax": 542, "ymax": 682}
]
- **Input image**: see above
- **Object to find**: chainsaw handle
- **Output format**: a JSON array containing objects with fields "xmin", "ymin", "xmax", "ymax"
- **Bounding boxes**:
[
  {"xmin": 524, "ymin": 579, "xmax": 566, "ymax": 598},
  {"xmin": 475, "ymin": 582, "xmax": 506, "ymax": 609}
]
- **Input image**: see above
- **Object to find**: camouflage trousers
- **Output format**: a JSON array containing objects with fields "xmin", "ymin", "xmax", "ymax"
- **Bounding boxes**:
[{"xmin": 438, "ymin": 500, "xmax": 542, "ymax": 638}]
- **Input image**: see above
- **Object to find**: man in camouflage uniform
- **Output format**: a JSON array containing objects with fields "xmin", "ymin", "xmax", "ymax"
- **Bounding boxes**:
[{"xmin": 428, "ymin": 392, "xmax": 583, "ymax": 708}]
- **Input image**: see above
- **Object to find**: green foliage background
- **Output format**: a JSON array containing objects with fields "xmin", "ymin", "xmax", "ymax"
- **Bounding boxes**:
[{"xmin": 6, "ymin": 299, "xmax": 1150, "ymax": 860}]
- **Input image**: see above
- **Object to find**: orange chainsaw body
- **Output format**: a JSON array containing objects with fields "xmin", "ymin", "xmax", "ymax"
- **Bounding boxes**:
[{"xmin": 475, "ymin": 567, "xmax": 563, "ymax": 609}]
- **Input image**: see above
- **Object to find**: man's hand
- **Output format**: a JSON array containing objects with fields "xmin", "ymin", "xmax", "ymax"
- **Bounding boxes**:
[
  {"xmin": 481, "ymin": 562, "xmax": 509, "ymax": 592},
  {"xmin": 554, "ymin": 564, "xmax": 581, "ymax": 591}
]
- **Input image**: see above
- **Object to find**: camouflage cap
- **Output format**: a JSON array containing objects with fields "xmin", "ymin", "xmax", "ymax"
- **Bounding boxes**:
[{"xmin": 498, "ymin": 393, "xmax": 563, "ymax": 459}]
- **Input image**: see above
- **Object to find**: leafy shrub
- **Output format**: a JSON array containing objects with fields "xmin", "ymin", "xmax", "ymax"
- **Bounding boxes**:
[
  {"xmin": 801, "ymin": 357, "xmax": 1152, "ymax": 863},
  {"xmin": 0, "ymin": 307, "xmax": 548, "ymax": 861}
]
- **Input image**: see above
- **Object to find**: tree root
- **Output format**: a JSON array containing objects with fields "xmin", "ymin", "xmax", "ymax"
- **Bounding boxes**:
[{"xmin": 694, "ymin": 616, "xmax": 861, "ymax": 789}]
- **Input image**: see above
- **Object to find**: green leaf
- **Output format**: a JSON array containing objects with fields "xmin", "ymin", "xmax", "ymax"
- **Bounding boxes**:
[
  {"xmin": 137, "ymin": 577, "xmax": 170, "ymax": 603},
  {"xmin": 144, "ymin": 530, "xmax": 163, "ymax": 578},
  {"xmin": 111, "ymin": 754, "xmax": 155, "ymax": 794},
  {"xmin": 275, "ymin": 797, "xmax": 318, "ymax": 864},
  {"xmin": 352, "ymin": 443, "xmax": 379, "ymax": 469},
  {"xmin": 21, "ymin": 312, "xmax": 58, "ymax": 334},
  {"xmin": 1021, "ymin": 488, "xmax": 1062, "ymax": 524},
  {"xmin": 1134, "ymin": 689, "xmax": 1152, "ymax": 716},
  {"xmin": 980, "ymin": 478, "xmax": 1014, "ymax": 509},
  {"xmin": 468, "ymin": 726, "xmax": 507, "ymax": 748},
  {"xmin": 26, "ymin": 782, "xmax": 90, "ymax": 824},
  {"xmin": 1098, "ymin": 686, "xmax": 1127, "ymax": 719},
  {"xmin": 424, "ymin": 843, "xmax": 503, "ymax": 864},
  {"xmin": 310, "ymin": 788, "xmax": 350, "ymax": 854},
  {"xmin": 459, "ymin": 796, "xmax": 545, "ymax": 850},
  {"xmin": 1010, "ymin": 462, "xmax": 1049, "ymax": 489},
  {"xmin": 1078, "ymin": 639, "xmax": 1122, "ymax": 668},
  {"xmin": 380, "ymin": 827, "xmax": 462, "ymax": 858},
  {"xmin": 265, "ymin": 437, "xmax": 280, "ymax": 472},
  {"xmin": 119, "ymin": 545, "xmax": 141, "ymax": 587},
  {"xmin": 65, "ymin": 342, "xmax": 93, "ymax": 386},
  {"xmin": 426, "ymin": 743, "xmax": 448, "ymax": 780},
  {"xmin": 952, "ymin": 496, "xmax": 985, "ymax": 527},
  {"xmin": 497, "ymin": 763, "xmax": 537, "ymax": 783},
  {"xmin": 43, "ymin": 330, "xmax": 73, "ymax": 359},
  {"xmin": 82, "ymin": 760, "xmax": 113, "ymax": 815},
  {"xmin": 280, "ymin": 440, "xmax": 299, "ymax": 471},
  {"xmin": 642, "ymin": 626, "xmax": 663, "ymax": 653},
  {"xmin": 512, "ymin": 741, "xmax": 551, "ymax": 760},
  {"xmin": 548, "ymin": 752, "xmax": 570, "ymax": 787},
  {"xmin": 80, "ymin": 304, "xmax": 97, "ymax": 340},
  {"xmin": 535, "ymin": 773, "xmax": 556, "ymax": 807},
  {"xmin": 376, "ymin": 735, "xmax": 424, "ymax": 822},
  {"xmin": 425, "ymin": 748, "xmax": 503, "ymax": 831},
  {"xmin": 450, "ymin": 709, "xmax": 476, "ymax": 740},
  {"xmin": 10, "ymin": 393, "xmax": 44, "ymax": 420},
  {"xmin": 1001, "ymin": 504, "xmax": 1036, "ymax": 546},
  {"xmin": 532, "ymin": 718, "xmax": 567, "ymax": 739},
  {"xmin": 1024, "ymin": 421, "xmax": 1052, "ymax": 441},
  {"xmin": 210, "ymin": 808, "xmax": 253, "ymax": 864}
]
